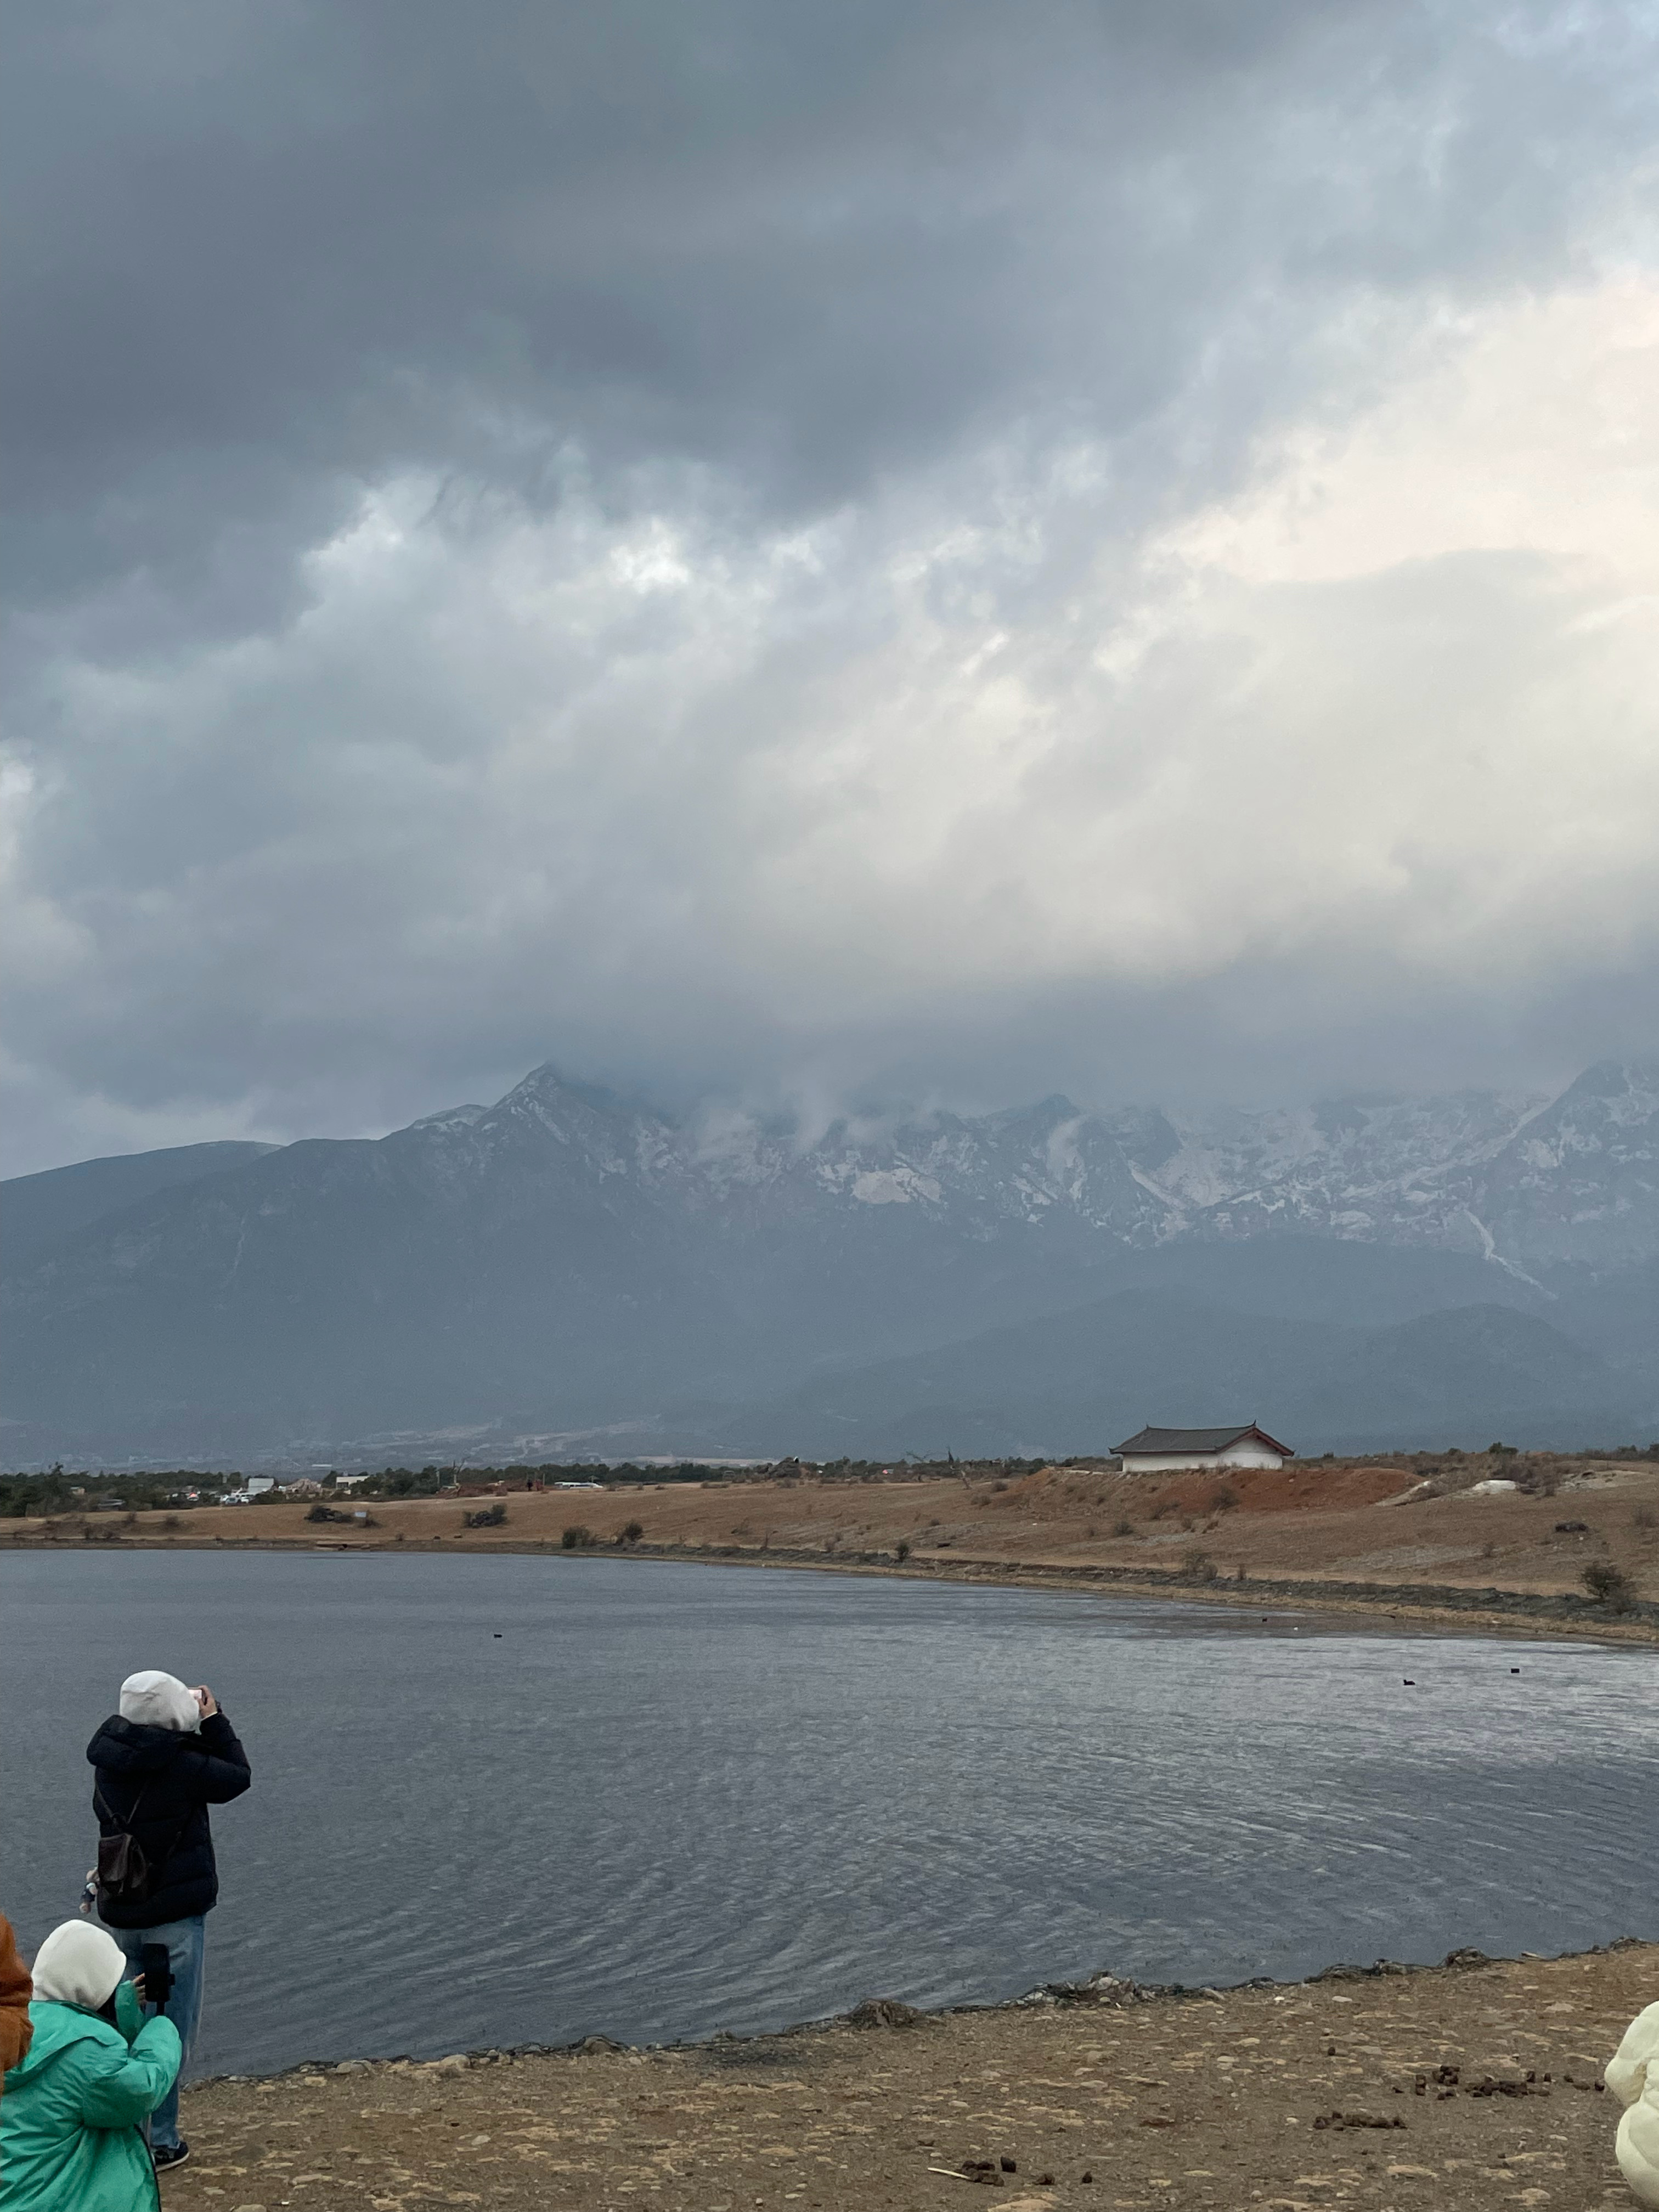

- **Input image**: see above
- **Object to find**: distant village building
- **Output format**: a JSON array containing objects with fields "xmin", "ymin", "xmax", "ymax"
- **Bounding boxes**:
[
  {"xmin": 1114, "ymin": 1424, "xmax": 1293, "ymax": 1475},
  {"xmin": 225, "ymin": 1475, "xmax": 276, "ymax": 1503}
]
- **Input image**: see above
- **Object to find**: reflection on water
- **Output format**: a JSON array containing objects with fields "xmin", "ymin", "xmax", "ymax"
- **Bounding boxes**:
[{"xmin": 2, "ymin": 1550, "xmax": 1653, "ymax": 2077}]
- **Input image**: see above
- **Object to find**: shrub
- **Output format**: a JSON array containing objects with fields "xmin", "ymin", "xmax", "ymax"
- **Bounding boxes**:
[
  {"xmin": 1112, "ymin": 1517, "xmax": 1135, "ymax": 1538},
  {"xmin": 306, "ymin": 1502, "xmax": 351, "ymax": 1524},
  {"xmin": 161, "ymin": 1515, "xmax": 181, "ymax": 1531},
  {"xmin": 1183, "ymin": 1550, "xmax": 1218, "ymax": 1583},
  {"xmin": 561, "ymin": 1522, "xmax": 596, "ymax": 1549},
  {"xmin": 895, "ymin": 1539, "xmax": 911, "ymax": 1562},
  {"xmin": 1633, "ymin": 1506, "xmax": 1656, "ymax": 1531},
  {"xmin": 1212, "ymin": 1488, "xmax": 1239, "ymax": 1512},
  {"xmin": 1582, "ymin": 1561, "xmax": 1635, "ymax": 1610},
  {"xmin": 464, "ymin": 1502, "xmax": 508, "ymax": 1529},
  {"xmin": 620, "ymin": 1519, "xmax": 644, "ymax": 1545}
]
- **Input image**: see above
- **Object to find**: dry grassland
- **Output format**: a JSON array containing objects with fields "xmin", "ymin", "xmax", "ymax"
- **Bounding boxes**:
[{"xmin": 13, "ymin": 1457, "xmax": 1657, "ymax": 1641}]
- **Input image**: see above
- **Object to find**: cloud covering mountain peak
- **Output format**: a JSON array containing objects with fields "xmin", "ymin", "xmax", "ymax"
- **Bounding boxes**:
[{"xmin": 3, "ymin": 3, "xmax": 1657, "ymax": 1176}]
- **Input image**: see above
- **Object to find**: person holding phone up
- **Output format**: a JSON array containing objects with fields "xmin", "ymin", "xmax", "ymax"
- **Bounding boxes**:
[
  {"xmin": 86, "ymin": 1673, "xmax": 251, "ymax": 2175},
  {"xmin": 0, "ymin": 1920, "xmax": 179, "ymax": 2211}
]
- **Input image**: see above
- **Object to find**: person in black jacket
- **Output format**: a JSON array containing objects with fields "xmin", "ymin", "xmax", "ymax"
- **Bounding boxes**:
[{"xmin": 86, "ymin": 1668, "xmax": 251, "ymax": 2173}]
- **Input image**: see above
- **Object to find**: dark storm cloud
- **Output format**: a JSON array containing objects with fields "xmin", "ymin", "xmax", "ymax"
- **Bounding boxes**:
[
  {"xmin": 3, "ymin": 1, "xmax": 1657, "ymax": 1171},
  {"xmin": 8, "ymin": 2, "xmax": 1641, "ymax": 588}
]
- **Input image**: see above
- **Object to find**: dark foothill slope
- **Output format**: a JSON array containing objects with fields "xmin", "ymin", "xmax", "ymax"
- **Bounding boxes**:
[
  {"xmin": 1, "ymin": 1141, "xmax": 278, "ymax": 1268},
  {"xmin": 721, "ymin": 1291, "xmax": 1628, "ymax": 1461}
]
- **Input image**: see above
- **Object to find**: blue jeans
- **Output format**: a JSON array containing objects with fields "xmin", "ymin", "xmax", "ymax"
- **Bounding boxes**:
[{"xmin": 109, "ymin": 1914, "xmax": 205, "ymax": 2149}]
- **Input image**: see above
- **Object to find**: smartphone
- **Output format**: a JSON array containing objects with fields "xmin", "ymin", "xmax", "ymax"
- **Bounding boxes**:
[{"xmin": 139, "ymin": 1942, "xmax": 173, "ymax": 2012}]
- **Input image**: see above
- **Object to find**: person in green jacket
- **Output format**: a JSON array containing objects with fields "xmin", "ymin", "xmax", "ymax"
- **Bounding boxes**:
[{"xmin": 0, "ymin": 1921, "xmax": 180, "ymax": 2212}]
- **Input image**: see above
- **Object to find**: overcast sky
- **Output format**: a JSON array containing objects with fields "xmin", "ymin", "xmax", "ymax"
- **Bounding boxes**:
[{"xmin": 4, "ymin": 2, "xmax": 1657, "ymax": 1175}]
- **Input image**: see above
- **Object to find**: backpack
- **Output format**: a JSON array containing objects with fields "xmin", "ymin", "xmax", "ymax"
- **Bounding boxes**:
[{"xmin": 93, "ymin": 1779, "xmax": 183, "ymax": 1912}]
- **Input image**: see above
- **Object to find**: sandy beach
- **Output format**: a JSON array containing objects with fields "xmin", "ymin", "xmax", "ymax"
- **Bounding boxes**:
[{"xmin": 158, "ymin": 1942, "xmax": 1654, "ymax": 2211}]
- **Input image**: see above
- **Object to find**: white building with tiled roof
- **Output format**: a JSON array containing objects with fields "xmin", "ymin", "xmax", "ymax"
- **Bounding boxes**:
[{"xmin": 1113, "ymin": 1423, "xmax": 1293, "ymax": 1475}]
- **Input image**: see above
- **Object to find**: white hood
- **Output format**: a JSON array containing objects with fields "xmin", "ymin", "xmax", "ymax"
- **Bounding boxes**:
[
  {"xmin": 119, "ymin": 1669, "xmax": 200, "ymax": 1733},
  {"xmin": 31, "ymin": 1921, "xmax": 127, "ymax": 2011}
]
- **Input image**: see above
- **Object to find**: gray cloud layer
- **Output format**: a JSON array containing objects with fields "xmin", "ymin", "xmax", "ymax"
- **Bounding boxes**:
[{"xmin": 4, "ymin": 2, "xmax": 1657, "ymax": 1171}]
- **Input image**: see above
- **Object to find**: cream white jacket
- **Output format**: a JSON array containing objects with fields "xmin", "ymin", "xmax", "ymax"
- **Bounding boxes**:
[{"xmin": 1607, "ymin": 2001, "xmax": 1659, "ymax": 2208}]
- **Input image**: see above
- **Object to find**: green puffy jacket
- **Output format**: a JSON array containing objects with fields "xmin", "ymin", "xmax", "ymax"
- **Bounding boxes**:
[{"xmin": 0, "ymin": 1985, "xmax": 179, "ymax": 2212}]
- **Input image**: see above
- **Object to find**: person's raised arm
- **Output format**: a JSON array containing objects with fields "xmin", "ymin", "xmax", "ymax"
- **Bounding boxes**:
[
  {"xmin": 74, "ymin": 2016, "xmax": 182, "ymax": 2129},
  {"xmin": 114, "ymin": 1977, "xmax": 145, "ymax": 2044},
  {"xmin": 189, "ymin": 1689, "xmax": 252, "ymax": 1803}
]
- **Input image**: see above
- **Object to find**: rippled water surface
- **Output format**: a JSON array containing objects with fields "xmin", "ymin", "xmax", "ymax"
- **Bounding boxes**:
[{"xmin": 2, "ymin": 1550, "xmax": 1654, "ymax": 2078}]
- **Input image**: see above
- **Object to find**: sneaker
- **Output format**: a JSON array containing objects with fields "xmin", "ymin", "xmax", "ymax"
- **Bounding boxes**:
[{"xmin": 151, "ymin": 2141, "xmax": 190, "ymax": 2172}]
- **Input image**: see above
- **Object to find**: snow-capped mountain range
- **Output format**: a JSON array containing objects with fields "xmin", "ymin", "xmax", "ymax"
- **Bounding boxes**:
[
  {"xmin": 3, "ymin": 1059, "xmax": 1655, "ymax": 1462},
  {"xmin": 424, "ymin": 1056, "xmax": 1657, "ymax": 1275}
]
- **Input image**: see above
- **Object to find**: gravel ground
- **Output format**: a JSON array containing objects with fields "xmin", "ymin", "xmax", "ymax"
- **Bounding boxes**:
[{"xmin": 161, "ymin": 1943, "xmax": 1654, "ymax": 2212}]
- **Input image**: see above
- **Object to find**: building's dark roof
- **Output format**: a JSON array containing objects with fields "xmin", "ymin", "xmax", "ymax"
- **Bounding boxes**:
[{"xmin": 1113, "ymin": 1424, "xmax": 1294, "ymax": 1458}]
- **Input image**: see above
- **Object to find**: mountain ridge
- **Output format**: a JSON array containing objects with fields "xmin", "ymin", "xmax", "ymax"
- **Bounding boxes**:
[
  {"xmin": 2, "ymin": 1141, "xmax": 280, "ymax": 1269},
  {"xmin": 3, "ymin": 1059, "xmax": 1655, "ymax": 1462}
]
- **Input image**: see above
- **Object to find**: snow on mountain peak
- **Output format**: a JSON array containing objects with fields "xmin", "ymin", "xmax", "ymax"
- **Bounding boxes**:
[{"xmin": 405, "ymin": 1059, "xmax": 1658, "ymax": 1273}]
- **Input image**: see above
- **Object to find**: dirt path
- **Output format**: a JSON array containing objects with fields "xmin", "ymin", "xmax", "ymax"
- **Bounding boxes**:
[{"xmin": 163, "ymin": 1944, "xmax": 1653, "ymax": 2211}]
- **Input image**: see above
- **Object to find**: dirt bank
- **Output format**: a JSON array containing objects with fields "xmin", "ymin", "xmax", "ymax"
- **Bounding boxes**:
[
  {"xmin": 161, "ymin": 1942, "xmax": 1655, "ymax": 2211},
  {"xmin": 9, "ymin": 1460, "xmax": 1656, "ymax": 1643}
]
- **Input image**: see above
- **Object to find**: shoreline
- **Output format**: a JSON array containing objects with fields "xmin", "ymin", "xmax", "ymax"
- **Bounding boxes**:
[
  {"xmin": 9, "ymin": 1455, "xmax": 1656, "ymax": 1646},
  {"xmin": 165, "ymin": 1938, "xmax": 1657, "ymax": 2210},
  {"xmin": 7, "ymin": 1525, "xmax": 1656, "ymax": 1644},
  {"xmin": 201, "ymin": 1935, "xmax": 1653, "ymax": 2085}
]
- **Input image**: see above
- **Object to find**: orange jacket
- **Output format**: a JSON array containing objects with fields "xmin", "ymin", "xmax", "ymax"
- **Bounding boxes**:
[{"xmin": 0, "ymin": 1912, "xmax": 35, "ymax": 2076}]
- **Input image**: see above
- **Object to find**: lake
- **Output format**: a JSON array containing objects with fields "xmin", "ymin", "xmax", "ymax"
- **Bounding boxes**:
[{"xmin": 1, "ymin": 1550, "xmax": 1654, "ymax": 2080}]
